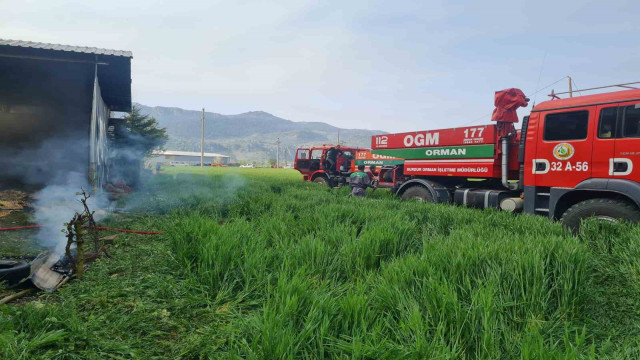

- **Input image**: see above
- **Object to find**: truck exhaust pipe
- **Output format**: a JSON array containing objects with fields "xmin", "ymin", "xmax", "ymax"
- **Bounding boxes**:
[{"xmin": 501, "ymin": 136, "xmax": 519, "ymax": 190}]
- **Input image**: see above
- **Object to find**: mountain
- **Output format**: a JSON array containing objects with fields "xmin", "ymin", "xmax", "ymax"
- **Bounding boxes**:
[{"xmin": 137, "ymin": 104, "xmax": 385, "ymax": 163}]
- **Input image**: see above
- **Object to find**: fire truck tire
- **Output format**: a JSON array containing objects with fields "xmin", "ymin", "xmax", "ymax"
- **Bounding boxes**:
[
  {"xmin": 401, "ymin": 185, "xmax": 434, "ymax": 202},
  {"xmin": 560, "ymin": 198, "xmax": 640, "ymax": 231},
  {"xmin": 0, "ymin": 261, "xmax": 31, "ymax": 285},
  {"xmin": 313, "ymin": 176, "xmax": 329, "ymax": 186}
]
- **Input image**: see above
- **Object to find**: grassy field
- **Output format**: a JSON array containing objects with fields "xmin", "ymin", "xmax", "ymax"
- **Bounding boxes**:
[{"xmin": 2, "ymin": 167, "xmax": 640, "ymax": 359}]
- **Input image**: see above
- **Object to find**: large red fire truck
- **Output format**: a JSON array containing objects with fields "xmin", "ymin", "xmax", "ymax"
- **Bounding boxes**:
[{"xmin": 372, "ymin": 86, "xmax": 640, "ymax": 229}]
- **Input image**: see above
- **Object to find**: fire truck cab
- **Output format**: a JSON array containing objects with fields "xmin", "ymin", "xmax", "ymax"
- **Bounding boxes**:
[
  {"xmin": 522, "ymin": 88, "xmax": 640, "ymax": 226},
  {"xmin": 294, "ymin": 145, "xmax": 364, "ymax": 186}
]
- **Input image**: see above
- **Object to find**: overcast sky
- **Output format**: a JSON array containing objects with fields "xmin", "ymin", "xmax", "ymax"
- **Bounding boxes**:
[{"xmin": 1, "ymin": 0, "xmax": 639, "ymax": 132}]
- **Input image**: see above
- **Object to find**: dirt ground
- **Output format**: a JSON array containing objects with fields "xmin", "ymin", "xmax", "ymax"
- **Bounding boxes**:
[
  {"xmin": 0, "ymin": 189, "xmax": 30, "ymax": 218},
  {"xmin": 0, "ymin": 189, "xmax": 40, "ymax": 256}
]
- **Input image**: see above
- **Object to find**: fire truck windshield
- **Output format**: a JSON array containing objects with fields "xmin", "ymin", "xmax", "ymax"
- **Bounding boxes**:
[{"xmin": 311, "ymin": 149, "xmax": 323, "ymax": 159}]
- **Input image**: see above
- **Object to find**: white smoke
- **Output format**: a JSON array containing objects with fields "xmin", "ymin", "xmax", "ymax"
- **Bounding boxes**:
[{"xmin": 32, "ymin": 171, "xmax": 107, "ymax": 253}]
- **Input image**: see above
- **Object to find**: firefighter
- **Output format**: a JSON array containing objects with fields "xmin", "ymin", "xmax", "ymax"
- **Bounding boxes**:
[
  {"xmin": 325, "ymin": 147, "xmax": 342, "ymax": 173},
  {"xmin": 365, "ymin": 165, "xmax": 377, "ymax": 180},
  {"xmin": 349, "ymin": 165, "xmax": 373, "ymax": 197}
]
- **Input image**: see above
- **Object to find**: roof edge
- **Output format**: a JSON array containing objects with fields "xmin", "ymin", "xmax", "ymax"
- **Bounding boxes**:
[{"xmin": 0, "ymin": 38, "xmax": 133, "ymax": 58}]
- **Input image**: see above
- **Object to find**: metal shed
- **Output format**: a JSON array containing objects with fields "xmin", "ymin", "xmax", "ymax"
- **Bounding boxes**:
[{"xmin": 0, "ymin": 39, "xmax": 133, "ymax": 188}]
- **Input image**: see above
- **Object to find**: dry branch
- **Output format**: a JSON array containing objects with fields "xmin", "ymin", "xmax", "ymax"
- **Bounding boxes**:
[
  {"xmin": 64, "ymin": 189, "xmax": 104, "ymax": 279},
  {"xmin": 0, "ymin": 288, "xmax": 35, "ymax": 305}
]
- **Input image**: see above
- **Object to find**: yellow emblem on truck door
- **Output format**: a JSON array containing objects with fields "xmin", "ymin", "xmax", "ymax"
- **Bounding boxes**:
[{"xmin": 553, "ymin": 143, "xmax": 575, "ymax": 160}]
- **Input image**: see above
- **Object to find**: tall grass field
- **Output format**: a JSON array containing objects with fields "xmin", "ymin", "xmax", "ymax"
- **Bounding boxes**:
[{"xmin": 2, "ymin": 167, "xmax": 640, "ymax": 359}]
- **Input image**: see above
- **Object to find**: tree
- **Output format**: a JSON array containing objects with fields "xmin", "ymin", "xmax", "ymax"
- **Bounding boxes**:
[
  {"xmin": 110, "ymin": 105, "xmax": 168, "ymax": 187},
  {"xmin": 121, "ymin": 105, "xmax": 168, "ymax": 156},
  {"xmin": 268, "ymin": 158, "xmax": 277, "ymax": 167}
]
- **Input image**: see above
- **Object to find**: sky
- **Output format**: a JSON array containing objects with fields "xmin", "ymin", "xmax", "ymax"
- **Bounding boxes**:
[{"xmin": 1, "ymin": 0, "xmax": 639, "ymax": 132}]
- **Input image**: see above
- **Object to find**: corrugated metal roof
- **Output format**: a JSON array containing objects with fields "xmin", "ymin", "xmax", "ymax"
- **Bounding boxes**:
[
  {"xmin": 152, "ymin": 150, "xmax": 230, "ymax": 158},
  {"xmin": 0, "ymin": 39, "xmax": 133, "ymax": 58}
]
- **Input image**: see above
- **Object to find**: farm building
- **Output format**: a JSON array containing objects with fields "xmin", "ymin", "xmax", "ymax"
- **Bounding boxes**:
[
  {"xmin": 150, "ymin": 150, "xmax": 230, "ymax": 166},
  {"xmin": 0, "ymin": 39, "xmax": 132, "ymax": 188}
]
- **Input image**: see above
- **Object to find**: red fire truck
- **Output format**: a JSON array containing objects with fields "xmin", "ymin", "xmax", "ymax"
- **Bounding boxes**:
[
  {"xmin": 372, "ymin": 86, "xmax": 640, "ymax": 229},
  {"xmin": 294, "ymin": 146, "xmax": 404, "ymax": 186},
  {"xmin": 294, "ymin": 145, "xmax": 365, "ymax": 186}
]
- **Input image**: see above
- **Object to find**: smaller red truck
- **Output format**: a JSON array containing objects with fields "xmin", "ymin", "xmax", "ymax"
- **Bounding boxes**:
[
  {"xmin": 294, "ymin": 145, "xmax": 365, "ymax": 187},
  {"xmin": 294, "ymin": 146, "xmax": 404, "ymax": 187}
]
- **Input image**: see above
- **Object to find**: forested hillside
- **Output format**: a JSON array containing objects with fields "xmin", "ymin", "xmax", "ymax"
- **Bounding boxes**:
[{"xmin": 138, "ymin": 104, "xmax": 384, "ymax": 163}]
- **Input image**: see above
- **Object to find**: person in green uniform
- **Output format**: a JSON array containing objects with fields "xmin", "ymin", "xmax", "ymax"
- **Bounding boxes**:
[{"xmin": 349, "ymin": 165, "xmax": 372, "ymax": 197}]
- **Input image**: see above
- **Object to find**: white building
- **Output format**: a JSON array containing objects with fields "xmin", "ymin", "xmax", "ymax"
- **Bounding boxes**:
[{"xmin": 150, "ymin": 150, "xmax": 230, "ymax": 166}]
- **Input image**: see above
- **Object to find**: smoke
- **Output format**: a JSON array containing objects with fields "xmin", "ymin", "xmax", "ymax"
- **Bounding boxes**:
[
  {"xmin": 0, "ymin": 132, "xmax": 109, "ymax": 253},
  {"xmin": 0, "ymin": 132, "xmax": 88, "ymax": 186},
  {"xmin": 32, "ymin": 171, "xmax": 107, "ymax": 253},
  {"xmin": 120, "ymin": 171, "xmax": 247, "ymax": 215},
  {"xmin": 1, "ymin": 109, "xmax": 245, "ymax": 255},
  {"xmin": 108, "ymin": 130, "xmax": 148, "ymax": 188},
  {"xmin": 0, "ymin": 58, "xmax": 117, "ymax": 255}
]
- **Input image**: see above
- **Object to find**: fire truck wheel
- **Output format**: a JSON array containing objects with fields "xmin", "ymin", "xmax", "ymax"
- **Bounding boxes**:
[
  {"xmin": 0, "ymin": 261, "xmax": 31, "ymax": 286},
  {"xmin": 561, "ymin": 198, "xmax": 640, "ymax": 232},
  {"xmin": 401, "ymin": 185, "xmax": 434, "ymax": 202},
  {"xmin": 313, "ymin": 176, "xmax": 329, "ymax": 186}
]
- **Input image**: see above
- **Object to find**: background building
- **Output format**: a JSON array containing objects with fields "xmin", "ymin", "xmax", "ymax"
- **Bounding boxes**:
[{"xmin": 150, "ymin": 150, "xmax": 230, "ymax": 166}]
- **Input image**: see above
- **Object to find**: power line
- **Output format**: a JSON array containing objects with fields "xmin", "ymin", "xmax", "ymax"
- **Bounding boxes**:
[
  {"xmin": 571, "ymin": 78, "xmax": 583, "ymax": 97},
  {"xmin": 459, "ymin": 112, "xmax": 494, "ymax": 127},
  {"xmin": 527, "ymin": 76, "xmax": 569, "ymax": 97},
  {"xmin": 531, "ymin": 51, "xmax": 547, "ymax": 106}
]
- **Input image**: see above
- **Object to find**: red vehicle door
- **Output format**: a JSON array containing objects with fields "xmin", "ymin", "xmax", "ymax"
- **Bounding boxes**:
[
  {"xmin": 591, "ymin": 105, "xmax": 618, "ymax": 179},
  {"xmin": 613, "ymin": 101, "xmax": 640, "ymax": 181},
  {"xmin": 532, "ymin": 107, "xmax": 594, "ymax": 188},
  {"xmin": 294, "ymin": 148, "xmax": 311, "ymax": 174}
]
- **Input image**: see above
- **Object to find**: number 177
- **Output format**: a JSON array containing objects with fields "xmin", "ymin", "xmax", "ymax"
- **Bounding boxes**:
[{"xmin": 464, "ymin": 127, "xmax": 484, "ymax": 138}]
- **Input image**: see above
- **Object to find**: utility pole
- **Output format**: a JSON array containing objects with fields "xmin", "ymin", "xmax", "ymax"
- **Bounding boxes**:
[
  {"xmin": 276, "ymin": 138, "xmax": 281, "ymax": 168},
  {"xmin": 568, "ymin": 76, "xmax": 573, "ymax": 98},
  {"xmin": 200, "ymin": 108, "xmax": 205, "ymax": 167},
  {"xmin": 337, "ymin": 130, "xmax": 340, "ymax": 146}
]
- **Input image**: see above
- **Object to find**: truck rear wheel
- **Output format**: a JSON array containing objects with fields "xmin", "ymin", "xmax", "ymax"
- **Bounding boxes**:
[
  {"xmin": 313, "ymin": 176, "xmax": 329, "ymax": 186},
  {"xmin": 401, "ymin": 185, "xmax": 434, "ymax": 202},
  {"xmin": 560, "ymin": 198, "xmax": 640, "ymax": 232}
]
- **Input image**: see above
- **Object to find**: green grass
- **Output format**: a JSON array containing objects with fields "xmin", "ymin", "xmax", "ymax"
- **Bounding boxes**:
[
  {"xmin": 2, "ymin": 167, "xmax": 640, "ymax": 359},
  {"xmin": 0, "ymin": 211, "xmax": 41, "ymax": 257}
]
